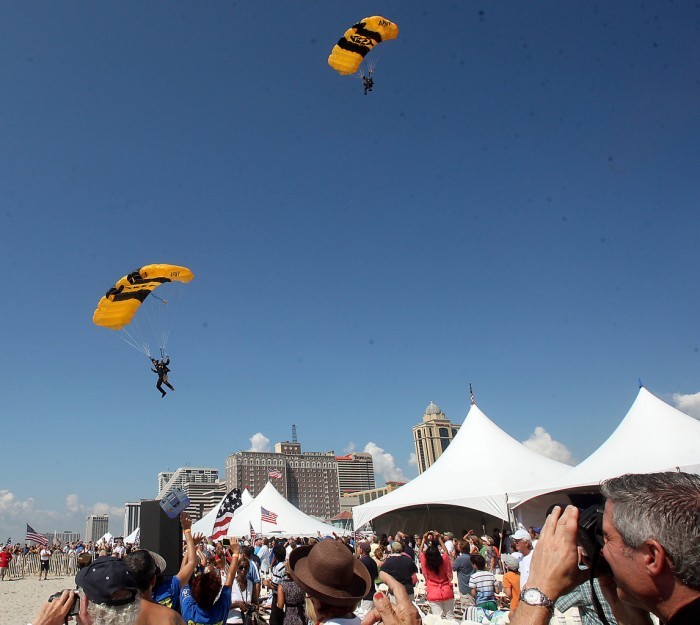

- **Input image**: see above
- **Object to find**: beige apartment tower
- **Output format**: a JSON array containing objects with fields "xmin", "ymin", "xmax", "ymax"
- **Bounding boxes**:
[{"xmin": 412, "ymin": 401, "xmax": 460, "ymax": 474}]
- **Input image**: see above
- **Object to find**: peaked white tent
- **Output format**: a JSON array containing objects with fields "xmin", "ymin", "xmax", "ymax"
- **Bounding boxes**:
[
  {"xmin": 225, "ymin": 482, "xmax": 342, "ymax": 538},
  {"xmin": 509, "ymin": 386, "xmax": 700, "ymax": 522},
  {"xmin": 192, "ymin": 489, "xmax": 253, "ymax": 537},
  {"xmin": 352, "ymin": 403, "xmax": 573, "ymax": 533}
]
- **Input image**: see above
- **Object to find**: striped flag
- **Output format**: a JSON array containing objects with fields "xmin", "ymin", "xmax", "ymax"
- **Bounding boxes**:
[
  {"xmin": 469, "ymin": 383, "xmax": 475, "ymax": 406},
  {"xmin": 5, "ymin": 537, "xmax": 11, "ymax": 546},
  {"xmin": 268, "ymin": 469, "xmax": 283, "ymax": 479},
  {"xmin": 25, "ymin": 524, "xmax": 49, "ymax": 546},
  {"xmin": 249, "ymin": 522, "xmax": 256, "ymax": 541},
  {"xmin": 211, "ymin": 489, "xmax": 243, "ymax": 541},
  {"xmin": 261, "ymin": 507, "xmax": 278, "ymax": 525}
]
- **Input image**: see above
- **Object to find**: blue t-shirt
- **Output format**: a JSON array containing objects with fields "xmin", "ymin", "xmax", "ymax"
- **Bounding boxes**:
[
  {"xmin": 181, "ymin": 584, "xmax": 232, "ymax": 625},
  {"xmin": 153, "ymin": 576, "xmax": 182, "ymax": 612}
]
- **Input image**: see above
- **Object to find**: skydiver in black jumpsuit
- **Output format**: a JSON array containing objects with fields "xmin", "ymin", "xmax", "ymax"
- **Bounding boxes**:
[
  {"xmin": 362, "ymin": 74, "xmax": 374, "ymax": 95},
  {"xmin": 151, "ymin": 357, "xmax": 174, "ymax": 397}
]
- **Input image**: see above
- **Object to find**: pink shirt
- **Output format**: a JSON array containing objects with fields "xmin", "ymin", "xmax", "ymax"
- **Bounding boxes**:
[{"xmin": 419, "ymin": 551, "xmax": 454, "ymax": 602}]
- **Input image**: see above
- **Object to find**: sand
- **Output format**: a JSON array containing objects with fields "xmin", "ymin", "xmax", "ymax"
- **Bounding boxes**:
[{"xmin": 0, "ymin": 574, "xmax": 76, "ymax": 625}]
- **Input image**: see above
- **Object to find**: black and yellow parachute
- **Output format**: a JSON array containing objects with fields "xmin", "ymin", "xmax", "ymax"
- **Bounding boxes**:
[
  {"xmin": 93, "ymin": 264, "xmax": 194, "ymax": 331},
  {"xmin": 328, "ymin": 16, "xmax": 399, "ymax": 75}
]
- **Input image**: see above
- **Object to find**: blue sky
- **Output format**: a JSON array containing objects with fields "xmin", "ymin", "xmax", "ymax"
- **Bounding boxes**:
[{"xmin": 2, "ymin": 2, "xmax": 700, "ymax": 542}]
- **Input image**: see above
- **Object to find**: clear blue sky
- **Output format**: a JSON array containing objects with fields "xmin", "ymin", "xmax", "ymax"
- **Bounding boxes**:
[{"xmin": 2, "ymin": 2, "xmax": 699, "ymax": 542}]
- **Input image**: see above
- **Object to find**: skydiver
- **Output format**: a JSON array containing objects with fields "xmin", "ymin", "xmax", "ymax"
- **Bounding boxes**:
[
  {"xmin": 151, "ymin": 357, "xmax": 174, "ymax": 397},
  {"xmin": 362, "ymin": 73, "xmax": 374, "ymax": 95}
]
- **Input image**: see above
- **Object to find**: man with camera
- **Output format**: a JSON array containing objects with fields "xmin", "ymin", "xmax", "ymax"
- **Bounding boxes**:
[
  {"xmin": 31, "ymin": 556, "xmax": 141, "ymax": 625},
  {"xmin": 510, "ymin": 471, "xmax": 699, "ymax": 625}
]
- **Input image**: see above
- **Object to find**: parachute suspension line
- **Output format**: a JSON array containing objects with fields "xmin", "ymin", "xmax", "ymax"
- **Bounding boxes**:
[
  {"xmin": 119, "ymin": 328, "xmax": 151, "ymax": 358},
  {"xmin": 151, "ymin": 293, "xmax": 168, "ymax": 304}
]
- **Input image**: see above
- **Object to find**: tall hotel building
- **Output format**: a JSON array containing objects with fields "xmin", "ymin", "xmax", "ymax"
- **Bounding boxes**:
[
  {"xmin": 412, "ymin": 401, "xmax": 460, "ymax": 474},
  {"xmin": 226, "ymin": 441, "xmax": 340, "ymax": 520},
  {"xmin": 124, "ymin": 502, "xmax": 141, "ymax": 536},
  {"xmin": 335, "ymin": 452, "xmax": 375, "ymax": 494},
  {"xmin": 85, "ymin": 514, "xmax": 109, "ymax": 542},
  {"xmin": 157, "ymin": 467, "xmax": 219, "ymax": 499}
]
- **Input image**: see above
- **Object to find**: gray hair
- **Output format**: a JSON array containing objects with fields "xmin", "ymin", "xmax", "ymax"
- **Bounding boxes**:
[
  {"xmin": 79, "ymin": 590, "xmax": 141, "ymax": 625},
  {"xmin": 600, "ymin": 472, "xmax": 700, "ymax": 589}
]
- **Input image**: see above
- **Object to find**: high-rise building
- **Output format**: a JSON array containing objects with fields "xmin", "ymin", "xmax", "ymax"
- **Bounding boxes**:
[
  {"xmin": 124, "ymin": 502, "xmax": 141, "ymax": 536},
  {"xmin": 340, "ymin": 481, "xmax": 406, "ymax": 515},
  {"xmin": 226, "ymin": 441, "xmax": 340, "ymax": 520},
  {"xmin": 335, "ymin": 452, "xmax": 375, "ymax": 495},
  {"xmin": 412, "ymin": 401, "xmax": 461, "ymax": 474},
  {"xmin": 181, "ymin": 481, "xmax": 228, "ymax": 522},
  {"xmin": 157, "ymin": 467, "xmax": 219, "ymax": 499},
  {"xmin": 85, "ymin": 515, "xmax": 109, "ymax": 542},
  {"xmin": 55, "ymin": 531, "xmax": 81, "ymax": 544}
]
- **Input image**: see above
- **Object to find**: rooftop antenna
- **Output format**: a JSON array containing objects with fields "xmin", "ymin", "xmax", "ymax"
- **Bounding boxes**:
[{"xmin": 292, "ymin": 424, "xmax": 297, "ymax": 443}]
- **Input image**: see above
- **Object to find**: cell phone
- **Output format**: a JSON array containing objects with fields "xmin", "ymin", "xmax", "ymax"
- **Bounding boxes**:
[{"xmin": 222, "ymin": 538, "xmax": 231, "ymax": 546}]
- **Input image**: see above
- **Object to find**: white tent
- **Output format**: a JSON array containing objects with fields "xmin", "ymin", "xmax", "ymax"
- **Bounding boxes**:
[
  {"xmin": 509, "ymin": 386, "xmax": 700, "ymax": 521},
  {"xmin": 192, "ymin": 489, "xmax": 253, "ymax": 537},
  {"xmin": 352, "ymin": 403, "xmax": 573, "ymax": 533},
  {"xmin": 125, "ymin": 527, "xmax": 140, "ymax": 544},
  {"xmin": 225, "ymin": 482, "xmax": 342, "ymax": 538}
]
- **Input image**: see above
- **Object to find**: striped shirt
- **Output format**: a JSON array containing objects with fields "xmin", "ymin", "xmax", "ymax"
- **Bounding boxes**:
[{"xmin": 468, "ymin": 570, "xmax": 496, "ymax": 604}]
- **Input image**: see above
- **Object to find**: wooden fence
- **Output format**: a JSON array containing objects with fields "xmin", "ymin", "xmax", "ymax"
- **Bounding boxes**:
[{"xmin": 6, "ymin": 552, "xmax": 80, "ymax": 579}]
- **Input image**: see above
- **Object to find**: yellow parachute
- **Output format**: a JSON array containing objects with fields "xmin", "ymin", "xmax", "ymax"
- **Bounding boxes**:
[
  {"xmin": 93, "ymin": 264, "xmax": 194, "ymax": 331},
  {"xmin": 328, "ymin": 16, "xmax": 399, "ymax": 75}
]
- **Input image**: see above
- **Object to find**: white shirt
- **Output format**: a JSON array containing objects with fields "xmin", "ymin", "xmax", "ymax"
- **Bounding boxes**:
[{"xmin": 519, "ymin": 552, "xmax": 533, "ymax": 587}]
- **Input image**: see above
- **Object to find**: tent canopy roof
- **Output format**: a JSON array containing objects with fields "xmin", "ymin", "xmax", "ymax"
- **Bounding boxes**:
[{"xmin": 353, "ymin": 403, "xmax": 572, "ymax": 528}]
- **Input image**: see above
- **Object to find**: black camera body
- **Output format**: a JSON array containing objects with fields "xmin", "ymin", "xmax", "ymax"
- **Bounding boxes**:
[
  {"xmin": 577, "ymin": 503, "xmax": 612, "ymax": 577},
  {"xmin": 48, "ymin": 591, "xmax": 80, "ymax": 619}
]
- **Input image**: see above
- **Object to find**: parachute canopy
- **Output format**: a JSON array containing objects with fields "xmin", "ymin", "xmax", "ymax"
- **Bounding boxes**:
[
  {"xmin": 93, "ymin": 264, "xmax": 194, "ymax": 331},
  {"xmin": 328, "ymin": 16, "xmax": 399, "ymax": 75}
]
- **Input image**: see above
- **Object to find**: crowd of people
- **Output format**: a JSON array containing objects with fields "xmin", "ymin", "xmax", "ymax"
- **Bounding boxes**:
[{"xmin": 24, "ymin": 471, "xmax": 699, "ymax": 625}]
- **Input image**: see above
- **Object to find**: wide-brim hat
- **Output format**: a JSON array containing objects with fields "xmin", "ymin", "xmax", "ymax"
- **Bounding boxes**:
[{"xmin": 288, "ymin": 539, "xmax": 370, "ymax": 607}]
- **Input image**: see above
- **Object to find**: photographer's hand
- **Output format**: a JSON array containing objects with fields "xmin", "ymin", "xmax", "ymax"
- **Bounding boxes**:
[
  {"xmin": 361, "ymin": 572, "xmax": 421, "ymax": 625},
  {"xmin": 33, "ymin": 590, "xmax": 75, "ymax": 625},
  {"xmin": 598, "ymin": 576, "xmax": 654, "ymax": 625},
  {"xmin": 510, "ymin": 505, "xmax": 586, "ymax": 625}
]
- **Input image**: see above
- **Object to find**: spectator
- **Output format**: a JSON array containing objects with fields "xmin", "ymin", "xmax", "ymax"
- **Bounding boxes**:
[
  {"xmin": 511, "ymin": 529, "xmax": 533, "ymax": 586},
  {"xmin": 380, "ymin": 541, "xmax": 418, "ymax": 602},
  {"xmin": 357, "ymin": 542, "xmax": 379, "ymax": 613},
  {"xmin": 452, "ymin": 539, "xmax": 475, "ymax": 600},
  {"xmin": 288, "ymin": 538, "xmax": 370, "ymax": 625},
  {"xmin": 419, "ymin": 533, "xmax": 455, "ymax": 618},
  {"xmin": 124, "ymin": 549, "xmax": 186, "ymax": 625},
  {"xmin": 501, "ymin": 554, "xmax": 521, "ymax": 612},
  {"xmin": 34, "ymin": 557, "xmax": 184, "ymax": 625},
  {"xmin": 469, "ymin": 554, "xmax": 498, "ymax": 611},
  {"xmin": 510, "ymin": 472, "xmax": 700, "ymax": 625},
  {"xmin": 180, "ymin": 538, "xmax": 240, "ymax": 624},
  {"xmin": 0, "ymin": 546, "xmax": 12, "ymax": 581}
]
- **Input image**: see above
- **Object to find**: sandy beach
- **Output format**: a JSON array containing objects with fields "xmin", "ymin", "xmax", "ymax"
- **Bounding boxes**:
[{"xmin": 0, "ymin": 574, "xmax": 76, "ymax": 625}]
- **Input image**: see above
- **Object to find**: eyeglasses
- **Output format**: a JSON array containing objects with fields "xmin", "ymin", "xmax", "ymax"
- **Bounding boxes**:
[{"xmin": 238, "ymin": 565, "xmax": 249, "ymax": 570}]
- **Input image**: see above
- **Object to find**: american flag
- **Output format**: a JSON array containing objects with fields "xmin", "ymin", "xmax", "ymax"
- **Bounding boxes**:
[
  {"xmin": 25, "ymin": 524, "xmax": 49, "ymax": 546},
  {"xmin": 5, "ymin": 537, "xmax": 11, "ymax": 546},
  {"xmin": 469, "ymin": 383, "xmax": 475, "ymax": 406},
  {"xmin": 249, "ymin": 522, "xmax": 256, "ymax": 541},
  {"xmin": 211, "ymin": 489, "xmax": 243, "ymax": 541},
  {"xmin": 268, "ymin": 469, "xmax": 283, "ymax": 479},
  {"xmin": 261, "ymin": 507, "xmax": 278, "ymax": 524}
]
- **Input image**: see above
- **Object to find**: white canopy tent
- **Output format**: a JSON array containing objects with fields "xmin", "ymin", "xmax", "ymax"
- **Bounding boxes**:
[
  {"xmin": 225, "ymin": 482, "xmax": 343, "ymax": 538},
  {"xmin": 352, "ymin": 403, "xmax": 573, "ymax": 534},
  {"xmin": 509, "ymin": 386, "xmax": 700, "ymax": 523},
  {"xmin": 191, "ymin": 489, "xmax": 253, "ymax": 537},
  {"xmin": 125, "ymin": 527, "xmax": 140, "ymax": 544}
]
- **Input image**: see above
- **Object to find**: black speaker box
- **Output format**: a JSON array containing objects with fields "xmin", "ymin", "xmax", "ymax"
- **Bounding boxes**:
[{"xmin": 139, "ymin": 500, "xmax": 182, "ymax": 576}]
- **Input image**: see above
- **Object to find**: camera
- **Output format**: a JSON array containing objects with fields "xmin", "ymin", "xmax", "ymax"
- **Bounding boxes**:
[
  {"xmin": 48, "ymin": 591, "xmax": 80, "ymax": 618},
  {"xmin": 545, "ymin": 502, "xmax": 612, "ymax": 577},
  {"xmin": 576, "ymin": 503, "xmax": 612, "ymax": 576}
]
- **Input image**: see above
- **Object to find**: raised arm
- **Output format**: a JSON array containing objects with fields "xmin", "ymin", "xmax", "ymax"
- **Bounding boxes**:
[
  {"xmin": 224, "ymin": 538, "xmax": 241, "ymax": 588},
  {"xmin": 176, "ymin": 512, "xmax": 199, "ymax": 585}
]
